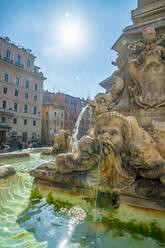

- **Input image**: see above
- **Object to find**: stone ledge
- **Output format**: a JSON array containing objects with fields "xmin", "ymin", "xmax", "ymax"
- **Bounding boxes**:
[
  {"xmin": 0, "ymin": 164, "xmax": 16, "ymax": 179},
  {"xmin": 0, "ymin": 152, "xmax": 30, "ymax": 160}
]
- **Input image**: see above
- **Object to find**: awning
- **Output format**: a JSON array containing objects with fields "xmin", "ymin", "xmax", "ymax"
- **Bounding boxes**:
[{"xmin": 0, "ymin": 125, "xmax": 12, "ymax": 129}]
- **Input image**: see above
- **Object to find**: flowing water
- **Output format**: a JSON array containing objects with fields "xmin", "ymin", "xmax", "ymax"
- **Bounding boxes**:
[
  {"xmin": 0, "ymin": 153, "xmax": 53, "ymax": 248},
  {"xmin": 0, "ymin": 153, "xmax": 165, "ymax": 248},
  {"xmin": 71, "ymin": 105, "xmax": 88, "ymax": 153}
]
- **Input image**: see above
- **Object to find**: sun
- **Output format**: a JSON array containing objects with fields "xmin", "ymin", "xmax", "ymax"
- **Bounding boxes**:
[
  {"xmin": 63, "ymin": 24, "xmax": 81, "ymax": 44},
  {"xmin": 54, "ymin": 14, "xmax": 88, "ymax": 52},
  {"xmin": 59, "ymin": 23, "xmax": 83, "ymax": 48}
]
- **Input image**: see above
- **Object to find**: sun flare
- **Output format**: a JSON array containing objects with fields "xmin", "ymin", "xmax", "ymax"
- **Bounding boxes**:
[{"xmin": 60, "ymin": 23, "xmax": 83, "ymax": 48}]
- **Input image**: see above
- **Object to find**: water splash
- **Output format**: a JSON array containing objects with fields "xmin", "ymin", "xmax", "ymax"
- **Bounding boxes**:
[
  {"xmin": 94, "ymin": 144, "xmax": 103, "ymax": 220},
  {"xmin": 71, "ymin": 105, "xmax": 88, "ymax": 153}
]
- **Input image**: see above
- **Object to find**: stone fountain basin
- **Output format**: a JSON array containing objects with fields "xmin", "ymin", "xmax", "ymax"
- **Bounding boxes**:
[
  {"xmin": 29, "ymin": 180, "xmax": 165, "ymax": 233},
  {"xmin": 30, "ymin": 163, "xmax": 165, "ymax": 212}
]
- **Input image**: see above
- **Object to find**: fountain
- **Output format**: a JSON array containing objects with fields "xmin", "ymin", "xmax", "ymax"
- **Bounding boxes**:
[
  {"xmin": 0, "ymin": 1, "xmax": 165, "ymax": 247},
  {"xmin": 43, "ymin": 105, "xmax": 88, "ymax": 155},
  {"xmin": 71, "ymin": 105, "xmax": 88, "ymax": 153},
  {"xmin": 31, "ymin": 0, "xmax": 165, "ymax": 212}
]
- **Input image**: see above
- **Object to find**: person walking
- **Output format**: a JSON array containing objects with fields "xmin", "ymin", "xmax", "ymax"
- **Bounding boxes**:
[{"xmin": 17, "ymin": 142, "xmax": 23, "ymax": 151}]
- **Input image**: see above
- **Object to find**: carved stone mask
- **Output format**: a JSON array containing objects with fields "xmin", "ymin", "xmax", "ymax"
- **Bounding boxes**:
[
  {"xmin": 142, "ymin": 26, "xmax": 156, "ymax": 43},
  {"xmin": 94, "ymin": 119, "xmax": 124, "ymax": 152}
]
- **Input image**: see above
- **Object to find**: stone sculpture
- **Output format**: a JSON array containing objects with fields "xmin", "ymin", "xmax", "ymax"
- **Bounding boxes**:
[
  {"xmin": 94, "ymin": 112, "xmax": 165, "ymax": 190},
  {"xmin": 52, "ymin": 129, "xmax": 71, "ymax": 154},
  {"xmin": 89, "ymin": 71, "xmax": 125, "ymax": 116},
  {"xmin": 54, "ymin": 135, "xmax": 100, "ymax": 173},
  {"xmin": 30, "ymin": 136, "xmax": 100, "ymax": 187},
  {"xmin": 31, "ymin": 11, "xmax": 165, "ymax": 210}
]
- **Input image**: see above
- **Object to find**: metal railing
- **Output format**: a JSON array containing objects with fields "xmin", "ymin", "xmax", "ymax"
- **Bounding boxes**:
[{"xmin": 0, "ymin": 108, "xmax": 15, "ymax": 116}]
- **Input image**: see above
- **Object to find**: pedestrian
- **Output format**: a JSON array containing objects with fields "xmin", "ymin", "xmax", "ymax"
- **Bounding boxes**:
[
  {"xmin": 28, "ymin": 142, "xmax": 32, "ymax": 148},
  {"xmin": 17, "ymin": 142, "xmax": 23, "ymax": 151},
  {"xmin": 0, "ymin": 143, "xmax": 9, "ymax": 153}
]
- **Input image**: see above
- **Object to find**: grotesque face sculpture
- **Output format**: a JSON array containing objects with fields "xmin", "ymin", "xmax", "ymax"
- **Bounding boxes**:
[
  {"xmin": 94, "ymin": 113, "xmax": 130, "ymax": 154},
  {"xmin": 93, "ymin": 112, "xmax": 135, "ymax": 190},
  {"xmin": 142, "ymin": 26, "xmax": 156, "ymax": 44}
]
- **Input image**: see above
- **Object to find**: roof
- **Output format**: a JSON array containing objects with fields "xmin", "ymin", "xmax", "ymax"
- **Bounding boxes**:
[{"xmin": 0, "ymin": 36, "xmax": 36, "ymax": 58}]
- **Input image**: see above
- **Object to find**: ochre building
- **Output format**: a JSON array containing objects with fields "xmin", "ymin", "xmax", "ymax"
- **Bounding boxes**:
[
  {"xmin": 42, "ymin": 102, "xmax": 64, "ymax": 144},
  {"xmin": 43, "ymin": 91, "xmax": 90, "ymax": 138}
]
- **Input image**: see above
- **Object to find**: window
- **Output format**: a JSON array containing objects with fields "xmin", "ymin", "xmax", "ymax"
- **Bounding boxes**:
[
  {"xmin": 1, "ymin": 117, "xmax": 5, "ymax": 123},
  {"xmin": 4, "ymin": 73, "xmax": 8, "ymax": 82},
  {"xmin": 33, "ymin": 120, "xmax": 36, "ymax": 126},
  {"xmin": 6, "ymin": 50, "xmax": 10, "ymax": 61},
  {"xmin": 54, "ymin": 129, "xmax": 56, "ymax": 133},
  {"xmin": 24, "ymin": 119, "xmax": 27, "ymax": 125},
  {"xmin": 65, "ymin": 96, "xmax": 69, "ymax": 104},
  {"xmin": 14, "ymin": 102, "xmax": 18, "ymax": 112},
  {"xmin": 54, "ymin": 112, "xmax": 56, "ymax": 116},
  {"xmin": 34, "ymin": 84, "xmax": 38, "ymax": 91},
  {"xmin": 13, "ymin": 118, "xmax": 17, "ymax": 124},
  {"xmin": 3, "ymin": 87, "xmax": 7, "ymax": 94},
  {"xmin": 27, "ymin": 59, "xmax": 30, "ymax": 68},
  {"xmin": 17, "ymin": 55, "xmax": 21, "ymax": 65},
  {"xmin": 2, "ymin": 100, "xmax": 7, "ymax": 109},
  {"xmin": 46, "ymin": 120, "xmax": 48, "ymax": 125},
  {"xmin": 61, "ymin": 121, "xmax": 63, "ymax": 126},
  {"xmin": 61, "ymin": 113, "xmax": 63, "ymax": 118},
  {"xmin": 15, "ymin": 90, "xmax": 19, "ymax": 97},
  {"xmin": 24, "ymin": 105, "xmax": 28, "ymax": 113},
  {"xmin": 46, "ymin": 112, "xmax": 48, "ymax": 117},
  {"xmin": 26, "ymin": 80, "xmax": 29, "ymax": 89},
  {"xmin": 34, "ymin": 95, "xmax": 37, "ymax": 101},
  {"xmin": 25, "ymin": 93, "xmax": 28, "ymax": 99},
  {"xmin": 15, "ymin": 77, "xmax": 19, "ymax": 86},
  {"xmin": 33, "ymin": 107, "xmax": 37, "ymax": 114}
]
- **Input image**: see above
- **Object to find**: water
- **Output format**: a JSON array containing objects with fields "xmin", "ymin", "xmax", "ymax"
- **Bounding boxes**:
[
  {"xmin": 0, "ymin": 153, "xmax": 53, "ymax": 248},
  {"xmin": 71, "ymin": 105, "xmax": 88, "ymax": 153},
  {"xmin": 0, "ymin": 153, "xmax": 164, "ymax": 248}
]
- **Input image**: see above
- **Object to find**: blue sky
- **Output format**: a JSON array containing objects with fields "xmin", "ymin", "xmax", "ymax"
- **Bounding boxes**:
[{"xmin": 0, "ymin": 0, "xmax": 137, "ymax": 98}]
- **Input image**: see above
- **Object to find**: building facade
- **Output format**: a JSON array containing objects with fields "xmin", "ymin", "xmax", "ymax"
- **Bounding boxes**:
[
  {"xmin": 0, "ymin": 37, "xmax": 45, "ymax": 143},
  {"xmin": 42, "ymin": 102, "xmax": 64, "ymax": 144},
  {"xmin": 43, "ymin": 91, "xmax": 90, "ymax": 138}
]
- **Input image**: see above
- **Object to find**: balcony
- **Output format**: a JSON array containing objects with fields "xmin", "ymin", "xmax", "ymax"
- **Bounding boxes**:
[
  {"xmin": 33, "ymin": 70, "xmax": 44, "ymax": 77},
  {"xmin": 0, "ymin": 56, "xmax": 24, "ymax": 68},
  {"xmin": 0, "ymin": 55, "xmax": 45, "ymax": 79},
  {"xmin": 3, "ymin": 56, "xmax": 10, "ymax": 63},
  {"xmin": 15, "ymin": 62, "xmax": 24, "ymax": 69},
  {"xmin": 0, "ymin": 108, "xmax": 15, "ymax": 116}
]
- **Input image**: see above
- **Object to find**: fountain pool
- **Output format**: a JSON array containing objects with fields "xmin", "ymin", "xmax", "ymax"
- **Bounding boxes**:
[{"xmin": 0, "ymin": 153, "xmax": 164, "ymax": 248}]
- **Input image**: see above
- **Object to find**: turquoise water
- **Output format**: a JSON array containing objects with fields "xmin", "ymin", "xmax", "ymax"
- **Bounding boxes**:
[{"xmin": 0, "ymin": 153, "xmax": 165, "ymax": 248}]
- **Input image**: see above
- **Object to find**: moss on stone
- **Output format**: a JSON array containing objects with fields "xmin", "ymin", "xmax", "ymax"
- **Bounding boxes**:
[{"xmin": 29, "ymin": 187, "xmax": 43, "ymax": 202}]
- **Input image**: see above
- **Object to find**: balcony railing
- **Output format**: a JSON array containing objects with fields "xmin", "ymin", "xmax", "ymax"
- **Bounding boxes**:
[
  {"xmin": 0, "ymin": 108, "xmax": 15, "ymax": 116},
  {"xmin": 0, "ymin": 55, "xmax": 45, "ymax": 78}
]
